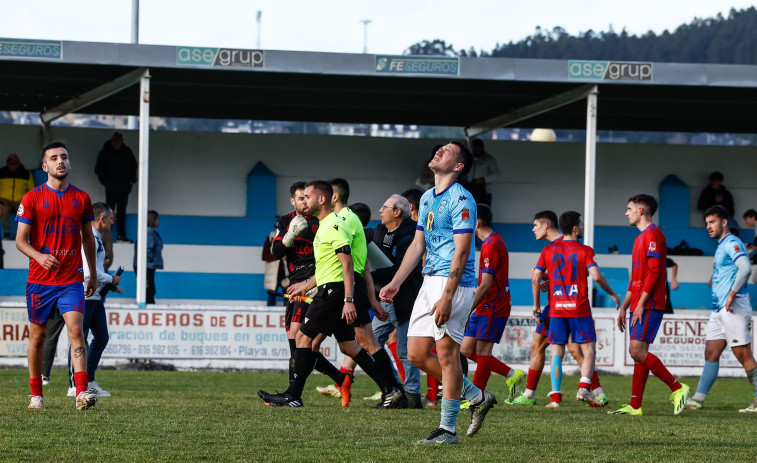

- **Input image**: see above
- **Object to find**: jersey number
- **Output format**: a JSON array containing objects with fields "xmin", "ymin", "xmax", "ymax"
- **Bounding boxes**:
[{"xmin": 552, "ymin": 253, "xmax": 578, "ymax": 297}]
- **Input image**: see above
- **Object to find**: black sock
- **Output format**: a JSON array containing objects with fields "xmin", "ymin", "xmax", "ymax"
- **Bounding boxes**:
[
  {"xmin": 288, "ymin": 348, "xmax": 315, "ymax": 399},
  {"xmin": 288, "ymin": 339, "xmax": 297, "ymax": 384},
  {"xmin": 313, "ymin": 352, "xmax": 346, "ymax": 384},
  {"xmin": 460, "ymin": 352, "xmax": 469, "ymax": 376},
  {"xmin": 353, "ymin": 348, "xmax": 388, "ymax": 394},
  {"xmin": 372, "ymin": 348, "xmax": 402, "ymax": 392}
]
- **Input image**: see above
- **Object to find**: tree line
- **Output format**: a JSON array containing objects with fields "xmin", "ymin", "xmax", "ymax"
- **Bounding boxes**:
[{"xmin": 405, "ymin": 7, "xmax": 757, "ymax": 64}]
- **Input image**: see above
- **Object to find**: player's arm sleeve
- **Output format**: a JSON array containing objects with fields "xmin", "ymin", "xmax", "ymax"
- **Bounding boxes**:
[
  {"xmin": 642, "ymin": 239, "xmax": 665, "ymax": 294},
  {"xmin": 271, "ymin": 219, "xmax": 289, "ymax": 259},
  {"xmin": 729, "ymin": 241, "xmax": 752, "ymax": 293},
  {"xmin": 535, "ymin": 249, "xmax": 547, "ymax": 274},
  {"xmin": 81, "ymin": 195, "xmax": 94, "ymax": 224},
  {"xmin": 328, "ymin": 223, "xmax": 351, "ymax": 254},
  {"xmin": 480, "ymin": 242, "xmax": 497, "ymax": 275},
  {"xmin": 585, "ymin": 247, "xmax": 597, "ymax": 270},
  {"xmin": 14, "ymin": 193, "xmax": 34, "ymax": 225},
  {"xmin": 450, "ymin": 195, "xmax": 475, "ymax": 235}
]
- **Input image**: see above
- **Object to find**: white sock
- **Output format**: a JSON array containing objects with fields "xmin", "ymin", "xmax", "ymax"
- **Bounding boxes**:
[
  {"xmin": 692, "ymin": 392, "xmax": 707, "ymax": 403},
  {"xmin": 523, "ymin": 389, "xmax": 535, "ymax": 399},
  {"xmin": 506, "ymin": 369, "xmax": 514, "ymax": 378},
  {"xmin": 593, "ymin": 387, "xmax": 605, "ymax": 396}
]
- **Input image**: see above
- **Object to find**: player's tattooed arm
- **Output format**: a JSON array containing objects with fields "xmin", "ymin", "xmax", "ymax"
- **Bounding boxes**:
[
  {"xmin": 449, "ymin": 268, "xmax": 461, "ymax": 279},
  {"xmin": 74, "ymin": 346, "xmax": 85, "ymax": 358}
]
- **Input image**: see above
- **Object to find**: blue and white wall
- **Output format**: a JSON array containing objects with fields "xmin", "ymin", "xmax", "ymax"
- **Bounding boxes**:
[{"xmin": 0, "ymin": 124, "xmax": 755, "ymax": 308}]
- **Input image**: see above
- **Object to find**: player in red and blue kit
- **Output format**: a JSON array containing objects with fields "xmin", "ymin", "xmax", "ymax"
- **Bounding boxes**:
[
  {"xmin": 16, "ymin": 142, "xmax": 98, "ymax": 410},
  {"xmin": 462, "ymin": 204, "xmax": 525, "ymax": 401},
  {"xmin": 609, "ymin": 194, "xmax": 689, "ymax": 416},
  {"xmin": 533, "ymin": 211, "xmax": 619, "ymax": 408}
]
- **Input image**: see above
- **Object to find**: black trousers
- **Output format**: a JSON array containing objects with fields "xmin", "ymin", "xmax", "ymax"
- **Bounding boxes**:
[{"xmin": 105, "ymin": 183, "xmax": 131, "ymax": 238}]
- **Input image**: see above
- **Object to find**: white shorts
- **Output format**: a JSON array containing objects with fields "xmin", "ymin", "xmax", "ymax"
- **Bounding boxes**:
[
  {"xmin": 706, "ymin": 296, "xmax": 754, "ymax": 347},
  {"xmin": 407, "ymin": 275, "xmax": 475, "ymax": 345}
]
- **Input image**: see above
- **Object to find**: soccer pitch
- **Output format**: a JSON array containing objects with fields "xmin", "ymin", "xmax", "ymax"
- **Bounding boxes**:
[{"xmin": 0, "ymin": 369, "xmax": 754, "ymax": 462}]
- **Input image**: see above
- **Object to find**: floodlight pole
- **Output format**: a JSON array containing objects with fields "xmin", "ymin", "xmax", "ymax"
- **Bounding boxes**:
[
  {"xmin": 256, "ymin": 10, "xmax": 262, "ymax": 48},
  {"xmin": 135, "ymin": 71, "xmax": 151, "ymax": 308},
  {"xmin": 360, "ymin": 19, "xmax": 371, "ymax": 53}
]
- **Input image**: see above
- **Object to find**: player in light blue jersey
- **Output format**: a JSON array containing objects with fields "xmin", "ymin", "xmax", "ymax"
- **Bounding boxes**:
[
  {"xmin": 685, "ymin": 205, "xmax": 757, "ymax": 412},
  {"xmin": 381, "ymin": 141, "xmax": 496, "ymax": 444}
]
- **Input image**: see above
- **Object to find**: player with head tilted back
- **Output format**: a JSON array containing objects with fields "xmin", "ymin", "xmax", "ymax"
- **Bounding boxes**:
[
  {"xmin": 609, "ymin": 194, "xmax": 689, "ymax": 416},
  {"xmin": 16, "ymin": 141, "xmax": 98, "ymax": 410},
  {"xmin": 271, "ymin": 182, "xmax": 319, "ymax": 388},
  {"xmin": 532, "ymin": 211, "xmax": 620, "ymax": 408},
  {"xmin": 381, "ymin": 141, "xmax": 496, "ymax": 445}
]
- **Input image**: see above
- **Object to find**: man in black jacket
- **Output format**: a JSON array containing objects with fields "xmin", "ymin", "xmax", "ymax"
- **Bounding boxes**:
[
  {"xmin": 367, "ymin": 194, "xmax": 424, "ymax": 407},
  {"xmin": 95, "ymin": 133, "xmax": 137, "ymax": 242}
]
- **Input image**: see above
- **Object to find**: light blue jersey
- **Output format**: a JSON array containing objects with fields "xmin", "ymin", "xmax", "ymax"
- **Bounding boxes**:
[
  {"xmin": 712, "ymin": 233, "xmax": 749, "ymax": 311},
  {"xmin": 416, "ymin": 182, "xmax": 476, "ymax": 287}
]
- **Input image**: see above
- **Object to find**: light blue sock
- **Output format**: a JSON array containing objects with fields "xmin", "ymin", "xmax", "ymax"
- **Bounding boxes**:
[
  {"xmin": 550, "ymin": 354, "xmax": 562, "ymax": 393},
  {"xmin": 696, "ymin": 361, "xmax": 720, "ymax": 396},
  {"xmin": 440, "ymin": 398, "xmax": 460, "ymax": 432},
  {"xmin": 461, "ymin": 376, "xmax": 482, "ymax": 402}
]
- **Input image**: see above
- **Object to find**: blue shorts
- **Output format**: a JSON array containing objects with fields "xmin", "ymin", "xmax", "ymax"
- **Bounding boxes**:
[
  {"xmin": 629, "ymin": 309, "xmax": 664, "ymax": 344},
  {"xmin": 548, "ymin": 315, "xmax": 596, "ymax": 345},
  {"xmin": 26, "ymin": 282, "xmax": 85, "ymax": 325},
  {"xmin": 464, "ymin": 313, "xmax": 508, "ymax": 343},
  {"xmin": 535, "ymin": 304, "xmax": 551, "ymax": 336}
]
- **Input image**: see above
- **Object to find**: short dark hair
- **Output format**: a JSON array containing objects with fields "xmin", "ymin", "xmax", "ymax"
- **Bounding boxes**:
[
  {"xmin": 289, "ymin": 181, "xmax": 306, "ymax": 198},
  {"xmin": 349, "ymin": 203, "xmax": 371, "ymax": 228},
  {"xmin": 40, "ymin": 141, "xmax": 67, "ymax": 162},
  {"xmin": 471, "ymin": 138, "xmax": 484, "ymax": 147},
  {"xmin": 449, "ymin": 140, "xmax": 473, "ymax": 179},
  {"xmin": 148, "ymin": 210, "xmax": 160, "ymax": 227},
  {"xmin": 306, "ymin": 180, "xmax": 333, "ymax": 201},
  {"xmin": 401, "ymin": 188, "xmax": 423, "ymax": 211},
  {"xmin": 628, "ymin": 194, "xmax": 658, "ymax": 217},
  {"xmin": 92, "ymin": 202, "xmax": 112, "ymax": 220},
  {"xmin": 534, "ymin": 210, "xmax": 558, "ymax": 229},
  {"xmin": 477, "ymin": 203, "xmax": 493, "ymax": 227},
  {"xmin": 330, "ymin": 178, "xmax": 350, "ymax": 204},
  {"xmin": 743, "ymin": 209, "xmax": 757, "ymax": 219},
  {"xmin": 709, "ymin": 171, "xmax": 724, "ymax": 182},
  {"xmin": 559, "ymin": 211, "xmax": 582, "ymax": 235},
  {"xmin": 705, "ymin": 205, "xmax": 729, "ymax": 221}
]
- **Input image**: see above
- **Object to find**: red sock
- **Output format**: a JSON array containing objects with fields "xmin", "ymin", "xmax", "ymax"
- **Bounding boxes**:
[
  {"xmin": 642, "ymin": 353, "xmax": 680, "ymax": 391},
  {"xmin": 74, "ymin": 371, "xmax": 89, "ymax": 396},
  {"xmin": 549, "ymin": 392, "xmax": 562, "ymax": 403},
  {"xmin": 335, "ymin": 366, "xmax": 355, "ymax": 388},
  {"xmin": 426, "ymin": 375, "xmax": 439, "ymax": 402},
  {"xmin": 473, "ymin": 355, "xmax": 493, "ymax": 390},
  {"xmin": 579, "ymin": 380, "xmax": 590, "ymax": 390},
  {"xmin": 489, "ymin": 357, "xmax": 512, "ymax": 377},
  {"xmin": 467, "ymin": 352, "xmax": 478, "ymax": 362},
  {"xmin": 526, "ymin": 368, "xmax": 542, "ymax": 391},
  {"xmin": 386, "ymin": 341, "xmax": 405, "ymax": 382},
  {"xmin": 629, "ymin": 363, "xmax": 650, "ymax": 409},
  {"xmin": 590, "ymin": 370, "xmax": 602, "ymax": 391},
  {"xmin": 30, "ymin": 376, "xmax": 43, "ymax": 397}
]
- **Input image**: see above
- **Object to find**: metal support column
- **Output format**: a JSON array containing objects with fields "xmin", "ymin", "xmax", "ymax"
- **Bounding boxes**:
[
  {"xmin": 584, "ymin": 88, "xmax": 598, "ymax": 303},
  {"xmin": 135, "ymin": 72, "xmax": 151, "ymax": 308}
]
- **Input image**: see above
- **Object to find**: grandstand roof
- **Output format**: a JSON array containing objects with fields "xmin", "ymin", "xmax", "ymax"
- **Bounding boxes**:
[{"xmin": 2, "ymin": 38, "xmax": 756, "ymax": 133}]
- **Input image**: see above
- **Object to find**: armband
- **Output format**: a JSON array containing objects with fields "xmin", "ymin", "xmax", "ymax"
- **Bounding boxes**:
[{"xmin": 335, "ymin": 245, "xmax": 351, "ymax": 255}]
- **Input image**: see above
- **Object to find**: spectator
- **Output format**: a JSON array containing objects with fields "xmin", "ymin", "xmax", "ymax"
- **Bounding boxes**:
[
  {"xmin": 698, "ymin": 171, "xmax": 735, "ymax": 219},
  {"xmin": 133, "ymin": 210, "xmax": 163, "ymax": 304},
  {"xmin": 665, "ymin": 258, "xmax": 678, "ymax": 314},
  {"xmin": 0, "ymin": 153, "xmax": 34, "ymax": 238},
  {"xmin": 401, "ymin": 188, "xmax": 423, "ymax": 222},
  {"xmin": 95, "ymin": 133, "xmax": 137, "ymax": 242},
  {"xmin": 465, "ymin": 139, "xmax": 500, "ymax": 206},
  {"xmin": 415, "ymin": 145, "xmax": 440, "ymax": 191}
]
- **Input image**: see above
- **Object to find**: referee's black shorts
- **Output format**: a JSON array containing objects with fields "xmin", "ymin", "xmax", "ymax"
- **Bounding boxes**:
[{"xmin": 299, "ymin": 275, "xmax": 372, "ymax": 343}]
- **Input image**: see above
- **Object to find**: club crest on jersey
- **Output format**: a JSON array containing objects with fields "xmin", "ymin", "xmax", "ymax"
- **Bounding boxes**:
[
  {"xmin": 648, "ymin": 241, "xmax": 656, "ymax": 252},
  {"xmin": 735, "ymin": 245, "xmax": 741, "ymax": 252},
  {"xmin": 438, "ymin": 199, "xmax": 448, "ymax": 213},
  {"xmin": 461, "ymin": 208, "xmax": 470, "ymax": 221},
  {"xmin": 43, "ymin": 198, "xmax": 49, "ymax": 209},
  {"xmin": 17, "ymin": 203, "xmax": 24, "ymax": 216},
  {"xmin": 484, "ymin": 257, "xmax": 490, "ymax": 268},
  {"xmin": 72, "ymin": 198, "xmax": 79, "ymax": 209}
]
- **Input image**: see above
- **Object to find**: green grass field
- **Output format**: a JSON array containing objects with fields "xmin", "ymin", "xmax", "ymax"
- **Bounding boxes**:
[{"xmin": 0, "ymin": 368, "xmax": 755, "ymax": 462}]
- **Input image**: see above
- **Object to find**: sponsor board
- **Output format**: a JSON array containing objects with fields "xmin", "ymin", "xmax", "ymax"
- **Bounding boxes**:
[
  {"xmin": 0, "ymin": 308, "xmax": 29, "ymax": 356},
  {"xmin": 375, "ymin": 55, "xmax": 459, "ymax": 76},
  {"xmin": 0, "ymin": 38, "xmax": 61, "ymax": 60},
  {"xmin": 569, "ymin": 60, "xmax": 652, "ymax": 81},
  {"xmin": 177, "ymin": 47, "xmax": 264, "ymax": 68}
]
